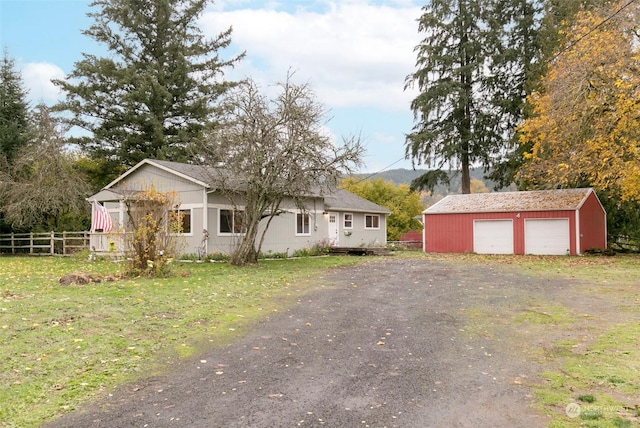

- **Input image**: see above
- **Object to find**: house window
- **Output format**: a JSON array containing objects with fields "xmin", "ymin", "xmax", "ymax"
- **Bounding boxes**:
[
  {"xmin": 171, "ymin": 209, "xmax": 192, "ymax": 234},
  {"xmin": 343, "ymin": 213, "xmax": 353, "ymax": 229},
  {"xmin": 296, "ymin": 212, "xmax": 311, "ymax": 235},
  {"xmin": 219, "ymin": 209, "xmax": 245, "ymax": 234},
  {"xmin": 365, "ymin": 214, "xmax": 380, "ymax": 229}
]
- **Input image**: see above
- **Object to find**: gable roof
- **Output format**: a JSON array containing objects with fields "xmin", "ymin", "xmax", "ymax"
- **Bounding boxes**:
[
  {"xmin": 424, "ymin": 188, "xmax": 596, "ymax": 214},
  {"xmin": 324, "ymin": 189, "xmax": 391, "ymax": 214},
  {"xmin": 96, "ymin": 159, "xmax": 390, "ymax": 214},
  {"xmin": 105, "ymin": 159, "xmax": 214, "ymax": 189}
]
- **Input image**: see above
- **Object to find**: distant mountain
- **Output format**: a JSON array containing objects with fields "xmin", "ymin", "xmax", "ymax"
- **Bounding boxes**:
[{"xmin": 348, "ymin": 168, "xmax": 502, "ymax": 192}]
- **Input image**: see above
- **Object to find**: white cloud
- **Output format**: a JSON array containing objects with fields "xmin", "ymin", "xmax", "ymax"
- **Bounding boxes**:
[
  {"xmin": 201, "ymin": 1, "xmax": 421, "ymax": 112},
  {"xmin": 21, "ymin": 62, "xmax": 65, "ymax": 103}
]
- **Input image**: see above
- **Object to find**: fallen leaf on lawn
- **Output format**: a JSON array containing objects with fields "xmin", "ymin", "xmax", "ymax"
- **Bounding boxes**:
[{"xmin": 377, "ymin": 341, "xmax": 385, "ymax": 346}]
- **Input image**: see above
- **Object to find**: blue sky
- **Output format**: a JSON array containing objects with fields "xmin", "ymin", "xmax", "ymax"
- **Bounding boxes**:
[{"xmin": 0, "ymin": 0, "xmax": 423, "ymax": 173}]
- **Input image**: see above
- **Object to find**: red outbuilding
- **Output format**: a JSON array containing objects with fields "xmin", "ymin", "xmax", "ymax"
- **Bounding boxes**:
[{"xmin": 423, "ymin": 188, "xmax": 607, "ymax": 255}]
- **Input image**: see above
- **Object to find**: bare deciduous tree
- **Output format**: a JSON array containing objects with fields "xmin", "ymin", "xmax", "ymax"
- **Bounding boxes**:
[
  {"xmin": 0, "ymin": 104, "xmax": 91, "ymax": 230},
  {"xmin": 196, "ymin": 73, "xmax": 363, "ymax": 266}
]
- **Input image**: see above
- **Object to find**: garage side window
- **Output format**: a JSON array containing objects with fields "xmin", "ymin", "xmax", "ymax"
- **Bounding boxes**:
[{"xmin": 365, "ymin": 214, "xmax": 379, "ymax": 229}]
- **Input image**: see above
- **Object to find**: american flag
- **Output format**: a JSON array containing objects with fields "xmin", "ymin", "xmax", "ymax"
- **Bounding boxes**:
[{"xmin": 91, "ymin": 200, "xmax": 114, "ymax": 232}]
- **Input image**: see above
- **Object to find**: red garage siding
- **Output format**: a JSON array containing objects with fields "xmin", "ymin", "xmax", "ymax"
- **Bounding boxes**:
[
  {"xmin": 422, "ymin": 189, "xmax": 606, "ymax": 256},
  {"xmin": 578, "ymin": 191, "xmax": 607, "ymax": 252},
  {"xmin": 424, "ymin": 210, "xmax": 578, "ymax": 255}
]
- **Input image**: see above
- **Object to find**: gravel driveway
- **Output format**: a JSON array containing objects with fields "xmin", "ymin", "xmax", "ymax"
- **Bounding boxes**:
[{"xmin": 45, "ymin": 257, "xmax": 554, "ymax": 427}]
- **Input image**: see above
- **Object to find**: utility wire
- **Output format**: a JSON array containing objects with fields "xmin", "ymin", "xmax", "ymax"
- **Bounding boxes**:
[
  {"xmin": 358, "ymin": 0, "xmax": 638, "ymax": 186},
  {"xmin": 548, "ymin": 0, "xmax": 638, "ymax": 65},
  {"xmin": 348, "ymin": 156, "xmax": 408, "ymax": 185}
]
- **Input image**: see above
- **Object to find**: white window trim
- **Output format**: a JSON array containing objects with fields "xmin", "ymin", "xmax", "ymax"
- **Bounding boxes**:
[
  {"xmin": 218, "ymin": 208, "xmax": 246, "ymax": 236},
  {"xmin": 365, "ymin": 214, "xmax": 380, "ymax": 230},
  {"xmin": 171, "ymin": 208, "xmax": 194, "ymax": 236},
  {"xmin": 343, "ymin": 212, "xmax": 353, "ymax": 229},
  {"xmin": 295, "ymin": 211, "xmax": 311, "ymax": 236}
]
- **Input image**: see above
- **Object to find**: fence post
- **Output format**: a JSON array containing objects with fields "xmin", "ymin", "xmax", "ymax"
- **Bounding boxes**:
[
  {"xmin": 29, "ymin": 232, "xmax": 34, "ymax": 255},
  {"xmin": 50, "ymin": 231, "xmax": 55, "ymax": 255},
  {"xmin": 11, "ymin": 233, "xmax": 15, "ymax": 254},
  {"xmin": 63, "ymin": 231, "xmax": 67, "ymax": 255}
]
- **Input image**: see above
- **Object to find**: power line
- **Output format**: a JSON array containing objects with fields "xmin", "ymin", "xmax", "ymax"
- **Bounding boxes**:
[
  {"xmin": 358, "ymin": 0, "xmax": 638, "ymax": 186},
  {"xmin": 549, "ymin": 0, "xmax": 638, "ymax": 64},
  {"xmin": 348, "ymin": 155, "xmax": 409, "ymax": 186}
]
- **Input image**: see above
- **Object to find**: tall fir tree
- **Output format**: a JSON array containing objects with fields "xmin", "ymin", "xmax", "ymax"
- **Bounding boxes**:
[
  {"xmin": 489, "ymin": 0, "xmax": 612, "ymax": 188},
  {"xmin": 54, "ymin": 0, "xmax": 243, "ymax": 185},
  {"xmin": 405, "ymin": 0, "xmax": 540, "ymax": 193},
  {"xmin": 0, "ymin": 49, "xmax": 30, "ymax": 165}
]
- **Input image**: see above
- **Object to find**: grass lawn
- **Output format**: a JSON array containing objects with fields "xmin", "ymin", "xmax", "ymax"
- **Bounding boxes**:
[
  {"xmin": 0, "ymin": 254, "xmax": 365, "ymax": 427},
  {"xmin": 421, "ymin": 252, "xmax": 640, "ymax": 428},
  {"xmin": 1, "ymin": 252, "xmax": 639, "ymax": 427}
]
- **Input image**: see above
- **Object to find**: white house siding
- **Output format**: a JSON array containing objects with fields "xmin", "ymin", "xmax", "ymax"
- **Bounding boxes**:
[
  {"xmin": 119, "ymin": 164, "xmax": 201, "ymax": 195},
  {"xmin": 338, "ymin": 212, "xmax": 387, "ymax": 247},
  {"xmin": 108, "ymin": 165, "xmax": 207, "ymax": 255},
  {"xmin": 90, "ymin": 160, "xmax": 391, "ymax": 257},
  {"xmin": 203, "ymin": 193, "xmax": 330, "ymax": 256}
]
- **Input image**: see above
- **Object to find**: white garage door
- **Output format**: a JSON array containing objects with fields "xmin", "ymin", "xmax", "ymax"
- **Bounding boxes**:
[
  {"xmin": 525, "ymin": 219, "xmax": 570, "ymax": 255},
  {"xmin": 473, "ymin": 220, "xmax": 514, "ymax": 254}
]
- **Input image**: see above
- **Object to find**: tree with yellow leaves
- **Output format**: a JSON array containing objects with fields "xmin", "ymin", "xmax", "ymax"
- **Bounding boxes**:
[
  {"xmin": 517, "ymin": 1, "xmax": 640, "ymax": 202},
  {"xmin": 339, "ymin": 178, "xmax": 423, "ymax": 241}
]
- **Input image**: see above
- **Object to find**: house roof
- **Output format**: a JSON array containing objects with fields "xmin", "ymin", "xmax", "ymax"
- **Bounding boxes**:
[
  {"xmin": 424, "ymin": 188, "xmax": 595, "ymax": 214},
  {"xmin": 105, "ymin": 159, "xmax": 215, "ymax": 189},
  {"xmin": 324, "ymin": 189, "xmax": 391, "ymax": 214},
  {"xmin": 95, "ymin": 159, "xmax": 391, "ymax": 214}
]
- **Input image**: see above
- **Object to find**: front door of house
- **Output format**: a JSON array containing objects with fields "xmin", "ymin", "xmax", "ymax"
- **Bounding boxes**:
[{"xmin": 327, "ymin": 212, "xmax": 339, "ymax": 245}]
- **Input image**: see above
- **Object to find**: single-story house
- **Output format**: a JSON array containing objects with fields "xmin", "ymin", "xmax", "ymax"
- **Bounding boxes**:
[
  {"xmin": 89, "ymin": 159, "xmax": 391, "ymax": 256},
  {"xmin": 422, "ymin": 188, "xmax": 606, "ymax": 255}
]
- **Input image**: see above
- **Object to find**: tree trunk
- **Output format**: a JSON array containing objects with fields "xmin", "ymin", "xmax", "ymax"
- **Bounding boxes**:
[
  {"xmin": 229, "ymin": 210, "xmax": 261, "ymax": 266},
  {"xmin": 460, "ymin": 154, "xmax": 471, "ymax": 194},
  {"xmin": 230, "ymin": 233, "xmax": 258, "ymax": 265}
]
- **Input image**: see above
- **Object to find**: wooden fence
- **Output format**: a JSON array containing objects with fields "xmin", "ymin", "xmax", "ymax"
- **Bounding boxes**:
[{"xmin": 0, "ymin": 232, "xmax": 90, "ymax": 256}]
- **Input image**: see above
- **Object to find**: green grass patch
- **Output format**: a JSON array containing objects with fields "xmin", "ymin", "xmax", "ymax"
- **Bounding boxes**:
[
  {"xmin": 422, "ymin": 253, "xmax": 640, "ymax": 427},
  {"xmin": 531, "ymin": 322, "xmax": 640, "ymax": 426},
  {"xmin": 0, "ymin": 255, "xmax": 365, "ymax": 427},
  {"xmin": 513, "ymin": 304, "xmax": 573, "ymax": 325},
  {"xmin": 579, "ymin": 394, "xmax": 596, "ymax": 403}
]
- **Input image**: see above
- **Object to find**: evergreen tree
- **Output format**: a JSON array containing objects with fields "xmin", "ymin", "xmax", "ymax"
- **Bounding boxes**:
[
  {"xmin": 54, "ymin": 0, "xmax": 243, "ymax": 184},
  {"xmin": 405, "ymin": 0, "xmax": 540, "ymax": 193},
  {"xmin": 489, "ymin": 0, "xmax": 611, "ymax": 188},
  {"xmin": 0, "ymin": 49, "xmax": 30, "ymax": 165}
]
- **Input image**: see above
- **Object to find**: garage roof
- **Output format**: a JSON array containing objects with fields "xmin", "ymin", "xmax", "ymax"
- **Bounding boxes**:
[{"xmin": 424, "ymin": 188, "xmax": 594, "ymax": 214}]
